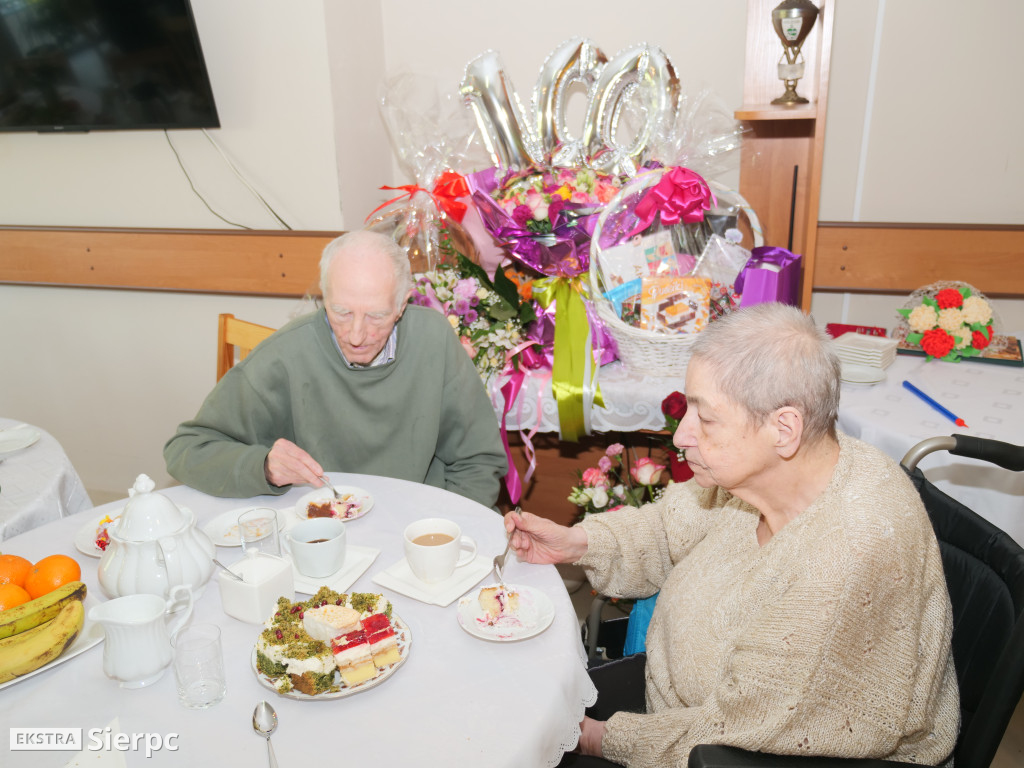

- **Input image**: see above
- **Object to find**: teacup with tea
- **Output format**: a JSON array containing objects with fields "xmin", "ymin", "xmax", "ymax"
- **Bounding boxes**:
[
  {"xmin": 287, "ymin": 517, "xmax": 347, "ymax": 578},
  {"xmin": 403, "ymin": 518, "xmax": 477, "ymax": 584}
]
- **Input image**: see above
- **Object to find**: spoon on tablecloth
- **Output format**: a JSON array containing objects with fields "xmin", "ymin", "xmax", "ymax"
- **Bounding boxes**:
[{"xmin": 253, "ymin": 700, "xmax": 279, "ymax": 768}]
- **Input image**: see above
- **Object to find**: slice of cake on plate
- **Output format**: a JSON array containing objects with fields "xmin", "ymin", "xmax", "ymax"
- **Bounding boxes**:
[
  {"xmin": 478, "ymin": 585, "xmax": 520, "ymax": 624},
  {"xmin": 362, "ymin": 613, "xmax": 401, "ymax": 668},
  {"xmin": 331, "ymin": 629, "xmax": 377, "ymax": 686}
]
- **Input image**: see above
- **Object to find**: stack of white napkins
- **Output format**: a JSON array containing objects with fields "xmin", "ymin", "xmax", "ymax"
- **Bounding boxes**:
[{"xmin": 833, "ymin": 332, "xmax": 898, "ymax": 369}]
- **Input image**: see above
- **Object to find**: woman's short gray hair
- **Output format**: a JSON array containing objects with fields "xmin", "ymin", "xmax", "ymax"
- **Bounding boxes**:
[
  {"xmin": 689, "ymin": 303, "xmax": 841, "ymax": 446},
  {"xmin": 319, "ymin": 230, "xmax": 413, "ymax": 311}
]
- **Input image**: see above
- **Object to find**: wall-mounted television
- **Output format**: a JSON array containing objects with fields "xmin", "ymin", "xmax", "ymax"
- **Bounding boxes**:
[{"xmin": 0, "ymin": 0, "xmax": 219, "ymax": 132}]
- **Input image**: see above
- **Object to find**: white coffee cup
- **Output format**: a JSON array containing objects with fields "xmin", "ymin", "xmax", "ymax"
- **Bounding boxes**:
[
  {"xmin": 286, "ymin": 518, "xmax": 347, "ymax": 578},
  {"xmin": 403, "ymin": 518, "xmax": 477, "ymax": 584}
]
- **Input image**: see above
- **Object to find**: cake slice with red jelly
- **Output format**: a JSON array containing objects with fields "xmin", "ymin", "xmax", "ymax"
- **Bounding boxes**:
[
  {"xmin": 331, "ymin": 629, "xmax": 376, "ymax": 686},
  {"xmin": 362, "ymin": 613, "xmax": 401, "ymax": 668}
]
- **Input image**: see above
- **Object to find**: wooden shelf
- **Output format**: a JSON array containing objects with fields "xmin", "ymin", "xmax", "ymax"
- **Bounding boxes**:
[
  {"xmin": 738, "ymin": 0, "xmax": 834, "ymax": 311},
  {"xmin": 735, "ymin": 104, "xmax": 818, "ymax": 121}
]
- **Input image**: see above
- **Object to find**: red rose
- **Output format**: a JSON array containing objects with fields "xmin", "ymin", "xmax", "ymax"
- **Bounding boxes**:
[
  {"xmin": 920, "ymin": 328, "xmax": 955, "ymax": 358},
  {"xmin": 661, "ymin": 391, "xmax": 688, "ymax": 420},
  {"xmin": 935, "ymin": 288, "xmax": 963, "ymax": 309},
  {"xmin": 972, "ymin": 328, "xmax": 992, "ymax": 350}
]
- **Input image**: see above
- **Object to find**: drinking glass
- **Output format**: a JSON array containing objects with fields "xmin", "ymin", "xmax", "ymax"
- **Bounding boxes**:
[
  {"xmin": 172, "ymin": 623, "xmax": 226, "ymax": 709},
  {"xmin": 239, "ymin": 507, "xmax": 281, "ymax": 556}
]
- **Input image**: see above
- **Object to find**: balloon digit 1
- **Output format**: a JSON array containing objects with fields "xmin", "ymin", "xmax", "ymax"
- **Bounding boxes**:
[
  {"xmin": 533, "ymin": 37, "xmax": 608, "ymax": 168},
  {"xmin": 460, "ymin": 50, "xmax": 542, "ymax": 172}
]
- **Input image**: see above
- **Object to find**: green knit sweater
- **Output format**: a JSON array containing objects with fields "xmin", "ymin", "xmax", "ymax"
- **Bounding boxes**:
[
  {"xmin": 579, "ymin": 433, "xmax": 959, "ymax": 767},
  {"xmin": 164, "ymin": 306, "xmax": 507, "ymax": 507}
]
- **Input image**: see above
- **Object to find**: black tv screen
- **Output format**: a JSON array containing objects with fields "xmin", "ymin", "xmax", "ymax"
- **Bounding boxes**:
[{"xmin": 0, "ymin": 0, "xmax": 219, "ymax": 132}]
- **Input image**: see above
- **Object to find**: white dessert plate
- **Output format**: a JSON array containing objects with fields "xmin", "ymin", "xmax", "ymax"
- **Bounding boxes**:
[
  {"xmin": 293, "ymin": 486, "xmax": 373, "ymax": 522},
  {"xmin": 0, "ymin": 595, "xmax": 104, "ymax": 691},
  {"xmin": 371, "ymin": 554, "xmax": 492, "ymax": 607},
  {"xmin": 74, "ymin": 510, "xmax": 124, "ymax": 558},
  {"xmin": 840, "ymin": 363, "xmax": 886, "ymax": 384},
  {"xmin": 457, "ymin": 584, "xmax": 555, "ymax": 642},
  {"xmin": 202, "ymin": 506, "xmax": 289, "ymax": 547},
  {"xmin": 833, "ymin": 332, "xmax": 897, "ymax": 353},
  {"xmin": 288, "ymin": 545, "xmax": 380, "ymax": 595},
  {"xmin": 0, "ymin": 426, "xmax": 41, "ymax": 456},
  {"xmin": 251, "ymin": 613, "xmax": 410, "ymax": 701}
]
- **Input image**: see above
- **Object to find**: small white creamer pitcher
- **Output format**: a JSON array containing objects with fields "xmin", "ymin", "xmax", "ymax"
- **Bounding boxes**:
[{"xmin": 89, "ymin": 584, "xmax": 193, "ymax": 688}]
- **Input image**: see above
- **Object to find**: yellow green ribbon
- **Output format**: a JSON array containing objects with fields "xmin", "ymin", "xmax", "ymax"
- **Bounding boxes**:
[{"xmin": 532, "ymin": 276, "xmax": 604, "ymax": 442}]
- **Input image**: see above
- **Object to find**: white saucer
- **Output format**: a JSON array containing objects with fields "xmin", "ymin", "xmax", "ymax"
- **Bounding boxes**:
[
  {"xmin": 0, "ymin": 426, "xmax": 41, "ymax": 456},
  {"xmin": 840, "ymin": 363, "xmax": 886, "ymax": 384},
  {"xmin": 74, "ymin": 510, "xmax": 124, "ymax": 558},
  {"xmin": 289, "ymin": 545, "xmax": 380, "ymax": 595},
  {"xmin": 371, "ymin": 554, "xmax": 492, "ymax": 607},
  {"xmin": 202, "ymin": 506, "xmax": 289, "ymax": 547}
]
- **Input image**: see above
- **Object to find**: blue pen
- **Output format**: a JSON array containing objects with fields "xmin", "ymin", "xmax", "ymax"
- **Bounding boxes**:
[{"xmin": 901, "ymin": 381, "xmax": 969, "ymax": 428}]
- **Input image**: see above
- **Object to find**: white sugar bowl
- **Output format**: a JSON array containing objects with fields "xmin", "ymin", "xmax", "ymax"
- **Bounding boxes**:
[
  {"xmin": 98, "ymin": 474, "xmax": 216, "ymax": 599},
  {"xmin": 217, "ymin": 550, "xmax": 294, "ymax": 624}
]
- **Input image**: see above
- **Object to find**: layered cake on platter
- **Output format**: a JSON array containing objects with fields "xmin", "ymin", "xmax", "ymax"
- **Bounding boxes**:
[{"xmin": 255, "ymin": 587, "xmax": 402, "ymax": 696}]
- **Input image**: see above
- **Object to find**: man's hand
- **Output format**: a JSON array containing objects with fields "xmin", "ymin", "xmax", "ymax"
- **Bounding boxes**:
[
  {"xmin": 578, "ymin": 716, "xmax": 607, "ymax": 757},
  {"xmin": 264, "ymin": 438, "xmax": 324, "ymax": 488},
  {"xmin": 504, "ymin": 509, "xmax": 588, "ymax": 565}
]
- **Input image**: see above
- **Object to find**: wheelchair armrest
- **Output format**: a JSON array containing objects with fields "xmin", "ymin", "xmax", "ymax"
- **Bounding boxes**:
[{"xmin": 688, "ymin": 744, "xmax": 904, "ymax": 768}]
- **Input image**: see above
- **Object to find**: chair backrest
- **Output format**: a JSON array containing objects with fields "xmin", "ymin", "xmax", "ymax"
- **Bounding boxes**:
[
  {"xmin": 908, "ymin": 466, "xmax": 1024, "ymax": 768},
  {"xmin": 216, "ymin": 313, "xmax": 276, "ymax": 381}
]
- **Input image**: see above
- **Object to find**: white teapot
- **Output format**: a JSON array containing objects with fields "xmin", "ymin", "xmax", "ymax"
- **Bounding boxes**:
[{"xmin": 98, "ymin": 474, "xmax": 215, "ymax": 599}]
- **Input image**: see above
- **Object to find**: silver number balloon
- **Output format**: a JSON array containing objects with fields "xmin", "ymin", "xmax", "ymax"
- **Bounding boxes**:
[
  {"xmin": 460, "ymin": 50, "xmax": 542, "ymax": 172},
  {"xmin": 532, "ymin": 37, "xmax": 607, "ymax": 168},
  {"xmin": 581, "ymin": 43, "xmax": 680, "ymax": 176}
]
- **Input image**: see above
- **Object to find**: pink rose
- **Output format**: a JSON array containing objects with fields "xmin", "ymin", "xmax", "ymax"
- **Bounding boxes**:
[
  {"xmin": 598, "ymin": 456, "xmax": 612, "ymax": 473},
  {"xmin": 606, "ymin": 443, "xmax": 624, "ymax": 457},
  {"xmin": 630, "ymin": 457, "xmax": 666, "ymax": 486},
  {"xmin": 581, "ymin": 467, "xmax": 611, "ymax": 488},
  {"xmin": 459, "ymin": 336, "xmax": 476, "ymax": 358}
]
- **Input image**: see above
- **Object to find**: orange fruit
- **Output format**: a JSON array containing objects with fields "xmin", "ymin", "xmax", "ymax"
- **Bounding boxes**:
[
  {"xmin": 24, "ymin": 555, "xmax": 81, "ymax": 600},
  {"xmin": 0, "ymin": 554, "xmax": 32, "ymax": 587},
  {"xmin": 0, "ymin": 583, "xmax": 32, "ymax": 611}
]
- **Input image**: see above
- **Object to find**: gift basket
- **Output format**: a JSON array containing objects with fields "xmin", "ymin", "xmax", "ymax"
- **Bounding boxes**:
[{"xmin": 588, "ymin": 166, "xmax": 762, "ymax": 377}]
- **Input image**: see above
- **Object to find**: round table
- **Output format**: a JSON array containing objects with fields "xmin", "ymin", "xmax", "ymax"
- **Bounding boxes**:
[
  {"xmin": 0, "ymin": 473, "xmax": 596, "ymax": 767},
  {"xmin": 838, "ymin": 353, "xmax": 1024, "ymax": 546},
  {"xmin": 0, "ymin": 418, "xmax": 92, "ymax": 541}
]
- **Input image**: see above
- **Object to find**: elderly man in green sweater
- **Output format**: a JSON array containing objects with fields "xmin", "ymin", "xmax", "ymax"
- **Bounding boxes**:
[{"xmin": 164, "ymin": 230, "xmax": 507, "ymax": 508}]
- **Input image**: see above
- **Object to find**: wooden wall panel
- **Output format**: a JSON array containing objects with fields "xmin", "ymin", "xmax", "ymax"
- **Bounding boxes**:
[
  {"xmin": 0, "ymin": 227, "xmax": 339, "ymax": 297},
  {"xmin": 814, "ymin": 223, "xmax": 1024, "ymax": 296}
]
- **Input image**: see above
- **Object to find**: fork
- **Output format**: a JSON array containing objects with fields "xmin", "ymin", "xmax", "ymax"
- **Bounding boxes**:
[
  {"xmin": 318, "ymin": 475, "xmax": 342, "ymax": 501},
  {"xmin": 493, "ymin": 507, "xmax": 520, "ymax": 583}
]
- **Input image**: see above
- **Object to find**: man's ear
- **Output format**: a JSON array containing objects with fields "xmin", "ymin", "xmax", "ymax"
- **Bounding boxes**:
[
  {"xmin": 773, "ymin": 406, "xmax": 803, "ymax": 458},
  {"xmin": 395, "ymin": 289, "xmax": 413, "ymax": 320}
]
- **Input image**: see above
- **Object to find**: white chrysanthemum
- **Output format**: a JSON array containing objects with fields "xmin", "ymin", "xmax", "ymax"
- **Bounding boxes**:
[
  {"xmin": 476, "ymin": 288, "xmax": 489, "ymax": 301},
  {"xmin": 961, "ymin": 295, "xmax": 992, "ymax": 325},
  {"xmin": 908, "ymin": 304, "xmax": 939, "ymax": 333},
  {"xmin": 953, "ymin": 331, "xmax": 971, "ymax": 349},
  {"xmin": 937, "ymin": 307, "xmax": 966, "ymax": 334}
]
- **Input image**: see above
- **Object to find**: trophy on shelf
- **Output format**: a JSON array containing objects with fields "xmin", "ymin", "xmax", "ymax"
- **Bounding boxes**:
[{"xmin": 771, "ymin": 0, "xmax": 820, "ymax": 105}]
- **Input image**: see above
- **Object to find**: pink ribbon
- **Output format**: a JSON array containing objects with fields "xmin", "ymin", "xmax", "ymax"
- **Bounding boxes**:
[
  {"xmin": 628, "ymin": 166, "xmax": 715, "ymax": 237},
  {"xmin": 496, "ymin": 340, "xmax": 542, "ymax": 505}
]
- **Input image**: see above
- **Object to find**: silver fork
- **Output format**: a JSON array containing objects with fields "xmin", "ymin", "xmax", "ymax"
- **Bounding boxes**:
[
  {"xmin": 318, "ymin": 474, "xmax": 342, "ymax": 501},
  {"xmin": 493, "ymin": 507, "xmax": 519, "ymax": 583}
]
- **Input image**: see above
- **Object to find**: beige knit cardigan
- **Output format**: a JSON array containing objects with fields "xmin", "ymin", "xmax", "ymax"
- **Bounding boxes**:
[{"xmin": 578, "ymin": 433, "xmax": 959, "ymax": 767}]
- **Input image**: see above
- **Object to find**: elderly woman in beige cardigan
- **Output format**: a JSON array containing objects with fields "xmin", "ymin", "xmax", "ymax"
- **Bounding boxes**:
[{"xmin": 507, "ymin": 303, "xmax": 959, "ymax": 767}]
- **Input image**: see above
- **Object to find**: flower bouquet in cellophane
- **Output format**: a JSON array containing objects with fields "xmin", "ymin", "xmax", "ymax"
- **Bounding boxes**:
[{"xmin": 366, "ymin": 73, "xmax": 489, "ymax": 272}]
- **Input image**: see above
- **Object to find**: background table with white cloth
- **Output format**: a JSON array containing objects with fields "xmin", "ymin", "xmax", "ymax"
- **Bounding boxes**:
[
  {"xmin": 838, "ymin": 352, "xmax": 1024, "ymax": 546},
  {"xmin": 1, "ymin": 473, "xmax": 596, "ymax": 768},
  {"xmin": 0, "ymin": 417, "xmax": 92, "ymax": 541}
]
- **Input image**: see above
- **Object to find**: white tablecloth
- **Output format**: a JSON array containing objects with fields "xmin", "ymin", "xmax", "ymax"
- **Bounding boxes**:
[
  {"xmin": 1, "ymin": 473, "xmax": 596, "ymax": 768},
  {"xmin": 0, "ymin": 418, "xmax": 92, "ymax": 541},
  {"xmin": 491, "ymin": 361, "xmax": 681, "ymax": 434},
  {"xmin": 838, "ymin": 353, "xmax": 1024, "ymax": 546}
]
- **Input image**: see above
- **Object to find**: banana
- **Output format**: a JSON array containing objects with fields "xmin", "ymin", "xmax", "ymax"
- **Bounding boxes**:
[
  {"xmin": 0, "ymin": 581, "xmax": 87, "ymax": 640},
  {"xmin": 0, "ymin": 599, "xmax": 85, "ymax": 683}
]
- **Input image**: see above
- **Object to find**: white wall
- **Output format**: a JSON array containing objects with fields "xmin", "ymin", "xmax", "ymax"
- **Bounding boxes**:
[{"xmin": 0, "ymin": 0, "xmax": 1020, "ymax": 503}]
